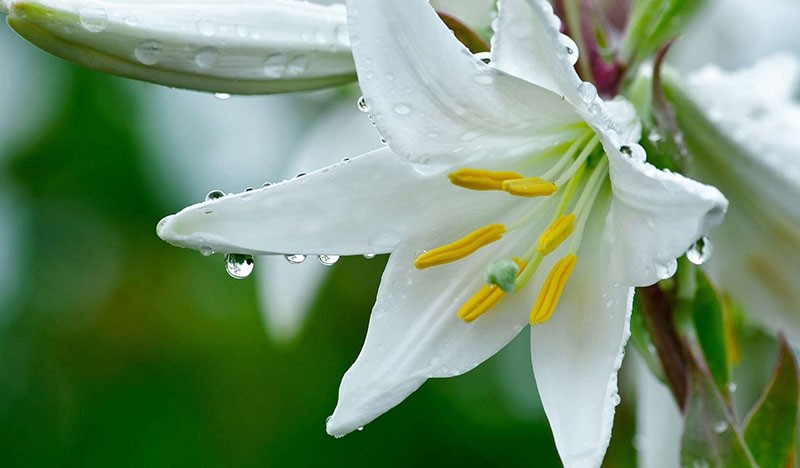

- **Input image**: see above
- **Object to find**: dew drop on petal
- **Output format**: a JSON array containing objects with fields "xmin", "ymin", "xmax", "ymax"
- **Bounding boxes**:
[
  {"xmin": 474, "ymin": 51, "xmax": 492, "ymax": 64},
  {"xmin": 200, "ymin": 246, "xmax": 214, "ymax": 257},
  {"xmin": 214, "ymin": 93, "xmax": 231, "ymax": 100},
  {"xmin": 318, "ymin": 254, "xmax": 340, "ymax": 266},
  {"xmin": 79, "ymin": 8, "xmax": 108, "ymax": 32},
  {"xmin": 197, "ymin": 21, "xmax": 215, "ymax": 36},
  {"xmin": 264, "ymin": 53, "xmax": 287, "ymax": 78},
  {"xmin": 686, "ymin": 236, "xmax": 713, "ymax": 265},
  {"xmin": 284, "ymin": 254, "xmax": 306, "ymax": 264},
  {"xmin": 205, "ymin": 190, "xmax": 225, "ymax": 201},
  {"xmin": 559, "ymin": 35, "xmax": 579, "ymax": 65},
  {"xmin": 656, "ymin": 258, "xmax": 678, "ymax": 280},
  {"xmin": 619, "ymin": 144, "xmax": 646, "ymax": 162},
  {"xmin": 472, "ymin": 74, "xmax": 494, "ymax": 85},
  {"xmin": 577, "ymin": 81, "xmax": 598, "ymax": 104},
  {"xmin": 134, "ymin": 41, "xmax": 163, "ymax": 65},
  {"xmin": 611, "ymin": 394, "xmax": 621, "ymax": 406},
  {"xmin": 393, "ymin": 103, "xmax": 411, "ymax": 115},
  {"xmin": 287, "ymin": 56, "xmax": 309, "ymax": 75},
  {"xmin": 224, "ymin": 253, "xmax": 254, "ymax": 279},
  {"xmin": 363, "ymin": 253, "xmax": 376, "ymax": 259},
  {"xmin": 195, "ymin": 47, "xmax": 219, "ymax": 69},
  {"xmin": 357, "ymin": 96, "xmax": 370, "ymax": 113}
]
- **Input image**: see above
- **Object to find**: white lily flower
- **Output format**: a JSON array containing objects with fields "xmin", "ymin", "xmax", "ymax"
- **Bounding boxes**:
[
  {"xmin": 157, "ymin": 0, "xmax": 727, "ymax": 465},
  {"xmin": 3, "ymin": 0, "xmax": 355, "ymax": 94},
  {"xmin": 669, "ymin": 53, "xmax": 800, "ymax": 340}
]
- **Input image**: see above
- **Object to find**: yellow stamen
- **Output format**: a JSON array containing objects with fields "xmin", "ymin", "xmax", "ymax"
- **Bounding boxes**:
[
  {"xmin": 537, "ymin": 214, "xmax": 576, "ymax": 255},
  {"xmin": 530, "ymin": 254, "xmax": 577, "ymax": 324},
  {"xmin": 458, "ymin": 258, "xmax": 528, "ymax": 323},
  {"xmin": 448, "ymin": 168, "xmax": 524, "ymax": 191},
  {"xmin": 458, "ymin": 284, "xmax": 505, "ymax": 323},
  {"xmin": 502, "ymin": 177, "xmax": 557, "ymax": 197},
  {"xmin": 414, "ymin": 224, "xmax": 506, "ymax": 269}
]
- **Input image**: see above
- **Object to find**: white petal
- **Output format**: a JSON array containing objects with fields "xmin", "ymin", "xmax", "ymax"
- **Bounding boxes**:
[
  {"xmin": 7, "ymin": 0, "xmax": 355, "ymax": 94},
  {"xmin": 430, "ymin": 0, "xmax": 496, "ymax": 30},
  {"xmin": 345, "ymin": 0, "xmax": 581, "ymax": 166},
  {"xmin": 157, "ymin": 147, "xmax": 516, "ymax": 256},
  {"xmin": 606, "ymin": 150, "xmax": 728, "ymax": 286},
  {"xmin": 327, "ymin": 217, "xmax": 548, "ymax": 436},
  {"xmin": 531, "ymin": 193, "xmax": 632, "ymax": 468},
  {"xmin": 492, "ymin": 0, "xmax": 581, "ymax": 97},
  {"xmin": 255, "ymin": 97, "xmax": 382, "ymax": 342},
  {"xmin": 634, "ymin": 354, "xmax": 682, "ymax": 468},
  {"xmin": 256, "ymin": 256, "xmax": 328, "ymax": 342}
]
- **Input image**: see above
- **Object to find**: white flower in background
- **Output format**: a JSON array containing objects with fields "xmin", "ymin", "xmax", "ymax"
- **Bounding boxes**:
[
  {"xmin": 157, "ymin": 0, "xmax": 727, "ymax": 464},
  {"xmin": 670, "ymin": 53, "xmax": 800, "ymax": 341},
  {"xmin": 140, "ymin": 87, "xmax": 379, "ymax": 342},
  {"xmin": 2, "ymin": 0, "xmax": 355, "ymax": 94}
]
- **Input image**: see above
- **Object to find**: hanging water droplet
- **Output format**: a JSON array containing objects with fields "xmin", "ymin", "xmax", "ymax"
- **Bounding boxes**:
[
  {"xmin": 224, "ymin": 253, "xmax": 254, "ymax": 279},
  {"xmin": 197, "ymin": 20, "xmax": 215, "ymax": 36},
  {"xmin": 205, "ymin": 190, "xmax": 225, "ymax": 201},
  {"xmin": 577, "ymin": 82, "xmax": 598, "ymax": 104},
  {"xmin": 357, "ymin": 426, "xmax": 364, "ymax": 431},
  {"xmin": 284, "ymin": 254, "xmax": 306, "ymax": 264},
  {"xmin": 124, "ymin": 16, "xmax": 138, "ymax": 27},
  {"xmin": 264, "ymin": 53, "xmax": 287, "ymax": 78},
  {"xmin": 200, "ymin": 246, "xmax": 214, "ymax": 257},
  {"xmin": 559, "ymin": 35, "xmax": 579, "ymax": 65},
  {"xmin": 357, "ymin": 96, "xmax": 370, "ymax": 113},
  {"xmin": 79, "ymin": 8, "xmax": 108, "ymax": 32},
  {"xmin": 134, "ymin": 40, "xmax": 164, "ymax": 65},
  {"xmin": 214, "ymin": 93, "xmax": 231, "ymax": 100},
  {"xmin": 318, "ymin": 254, "xmax": 340, "ymax": 266},
  {"xmin": 713, "ymin": 421, "xmax": 728, "ymax": 434},
  {"xmin": 195, "ymin": 47, "xmax": 219, "ymax": 69},
  {"xmin": 393, "ymin": 103, "xmax": 411, "ymax": 115},
  {"xmin": 363, "ymin": 253, "xmax": 376, "ymax": 259},
  {"xmin": 687, "ymin": 236, "xmax": 713, "ymax": 265},
  {"xmin": 611, "ymin": 394, "xmax": 621, "ymax": 406}
]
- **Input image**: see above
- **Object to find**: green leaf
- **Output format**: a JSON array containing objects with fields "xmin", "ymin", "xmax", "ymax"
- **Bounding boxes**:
[
  {"xmin": 682, "ymin": 353, "xmax": 755, "ymax": 467},
  {"xmin": 743, "ymin": 336, "xmax": 799, "ymax": 468},
  {"xmin": 692, "ymin": 270, "xmax": 731, "ymax": 398}
]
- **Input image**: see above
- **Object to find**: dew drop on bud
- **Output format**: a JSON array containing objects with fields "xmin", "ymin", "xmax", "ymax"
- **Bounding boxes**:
[
  {"xmin": 284, "ymin": 254, "xmax": 306, "ymax": 264},
  {"xmin": 318, "ymin": 254, "xmax": 340, "ymax": 266},
  {"xmin": 224, "ymin": 253, "xmax": 254, "ymax": 279},
  {"xmin": 357, "ymin": 96, "xmax": 370, "ymax": 113},
  {"xmin": 205, "ymin": 190, "xmax": 225, "ymax": 201},
  {"xmin": 686, "ymin": 236, "xmax": 713, "ymax": 265}
]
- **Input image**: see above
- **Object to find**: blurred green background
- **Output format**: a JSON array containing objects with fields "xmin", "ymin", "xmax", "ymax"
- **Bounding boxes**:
[{"xmin": 0, "ymin": 22, "xmax": 644, "ymax": 467}]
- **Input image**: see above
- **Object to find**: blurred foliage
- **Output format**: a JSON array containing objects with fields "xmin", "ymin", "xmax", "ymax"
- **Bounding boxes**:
[{"xmin": 0, "ymin": 50, "xmax": 639, "ymax": 467}]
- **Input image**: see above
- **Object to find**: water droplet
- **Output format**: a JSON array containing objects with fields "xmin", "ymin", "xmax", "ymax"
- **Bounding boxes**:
[
  {"xmin": 380, "ymin": 137, "xmax": 387, "ymax": 145},
  {"xmin": 559, "ymin": 35, "xmax": 579, "ymax": 65},
  {"xmin": 295, "ymin": 172, "xmax": 307, "ymax": 178},
  {"xmin": 393, "ymin": 103, "xmax": 411, "ymax": 115},
  {"xmin": 686, "ymin": 236, "xmax": 713, "ymax": 265},
  {"xmin": 79, "ymin": 8, "xmax": 108, "ymax": 33},
  {"xmin": 262, "ymin": 182, "xmax": 272, "ymax": 188},
  {"xmin": 656, "ymin": 258, "xmax": 678, "ymax": 280},
  {"xmin": 235, "ymin": 25, "xmax": 248, "ymax": 37},
  {"xmin": 356, "ymin": 96, "xmax": 370, "ymax": 113},
  {"xmin": 197, "ymin": 21, "xmax": 215, "ymax": 36},
  {"xmin": 385, "ymin": 73, "xmax": 395, "ymax": 81},
  {"xmin": 214, "ymin": 93, "xmax": 231, "ymax": 100},
  {"xmin": 648, "ymin": 128, "xmax": 663, "ymax": 143},
  {"xmin": 200, "ymin": 246, "xmax": 214, "ymax": 257},
  {"xmin": 318, "ymin": 254, "xmax": 340, "ymax": 266},
  {"xmin": 264, "ymin": 53, "xmax": 287, "ymax": 78},
  {"xmin": 619, "ymin": 144, "xmax": 646, "ymax": 162},
  {"xmin": 363, "ymin": 253, "xmax": 376, "ymax": 259},
  {"xmin": 195, "ymin": 47, "xmax": 219, "ymax": 69},
  {"xmin": 605, "ymin": 298, "xmax": 614, "ymax": 308},
  {"xmin": 134, "ymin": 40, "xmax": 163, "ymax": 65},
  {"xmin": 713, "ymin": 421, "xmax": 728, "ymax": 434},
  {"xmin": 284, "ymin": 254, "xmax": 307, "ymax": 264},
  {"xmin": 205, "ymin": 190, "xmax": 225, "ymax": 201},
  {"xmin": 224, "ymin": 253, "xmax": 254, "ymax": 279},
  {"xmin": 727, "ymin": 382, "xmax": 737, "ymax": 393},
  {"xmin": 611, "ymin": 394, "xmax": 621, "ymax": 406},
  {"xmin": 341, "ymin": 157, "xmax": 351, "ymax": 164},
  {"xmin": 577, "ymin": 82, "xmax": 598, "ymax": 104},
  {"xmin": 357, "ymin": 426, "xmax": 364, "ymax": 432},
  {"xmin": 474, "ymin": 51, "xmax": 492, "ymax": 64},
  {"xmin": 472, "ymin": 74, "xmax": 494, "ymax": 85},
  {"xmin": 287, "ymin": 56, "xmax": 309, "ymax": 75}
]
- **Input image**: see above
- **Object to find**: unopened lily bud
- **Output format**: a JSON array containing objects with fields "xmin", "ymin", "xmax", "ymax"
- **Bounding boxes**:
[{"xmin": 4, "ymin": 0, "xmax": 356, "ymax": 94}]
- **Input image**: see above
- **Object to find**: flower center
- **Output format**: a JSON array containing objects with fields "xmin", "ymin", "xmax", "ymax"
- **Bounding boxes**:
[{"xmin": 413, "ymin": 127, "xmax": 610, "ymax": 325}]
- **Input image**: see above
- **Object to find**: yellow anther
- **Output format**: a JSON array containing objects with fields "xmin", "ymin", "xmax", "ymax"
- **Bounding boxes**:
[
  {"xmin": 448, "ymin": 168, "xmax": 524, "ymax": 191},
  {"xmin": 502, "ymin": 177, "xmax": 557, "ymax": 197},
  {"xmin": 537, "ymin": 214, "xmax": 576, "ymax": 255},
  {"xmin": 530, "ymin": 254, "xmax": 577, "ymax": 324},
  {"xmin": 458, "ymin": 284, "xmax": 505, "ymax": 323},
  {"xmin": 414, "ymin": 224, "xmax": 506, "ymax": 269}
]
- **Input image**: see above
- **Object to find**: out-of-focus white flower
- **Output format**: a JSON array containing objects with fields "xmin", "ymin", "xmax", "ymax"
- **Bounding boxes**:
[{"xmin": 156, "ymin": 0, "xmax": 727, "ymax": 465}]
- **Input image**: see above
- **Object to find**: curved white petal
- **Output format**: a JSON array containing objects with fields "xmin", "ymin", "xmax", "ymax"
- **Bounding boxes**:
[
  {"xmin": 345, "ymin": 0, "xmax": 582, "ymax": 166},
  {"xmin": 531, "ymin": 192, "xmax": 632, "ymax": 468},
  {"xmin": 634, "ymin": 354, "xmax": 682, "ymax": 468},
  {"xmin": 327, "ymin": 217, "xmax": 551, "ymax": 436},
  {"xmin": 157, "ymin": 147, "xmax": 518, "ymax": 256},
  {"xmin": 7, "ymin": 0, "xmax": 355, "ymax": 94},
  {"xmin": 431, "ymin": 0, "xmax": 496, "ymax": 30},
  {"xmin": 606, "ymin": 150, "xmax": 728, "ymax": 286},
  {"xmin": 492, "ymin": 0, "xmax": 580, "ymax": 97},
  {"xmin": 255, "ymin": 97, "xmax": 382, "ymax": 342},
  {"xmin": 256, "ymin": 256, "xmax": 328, "ymax": 342}
]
